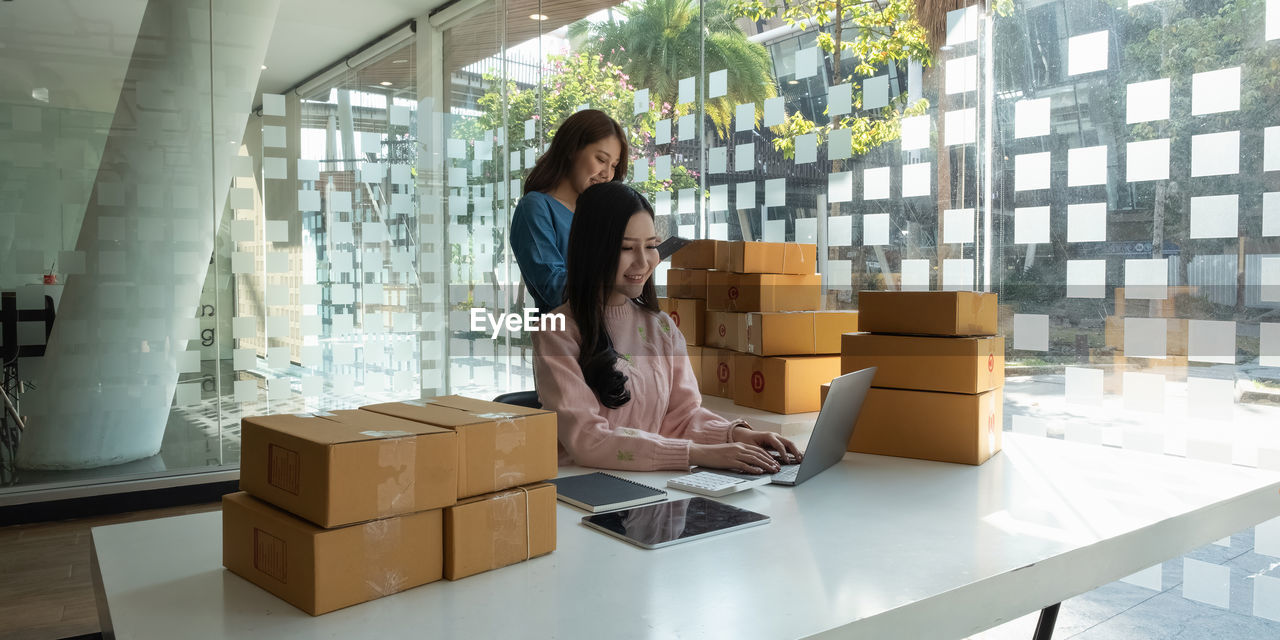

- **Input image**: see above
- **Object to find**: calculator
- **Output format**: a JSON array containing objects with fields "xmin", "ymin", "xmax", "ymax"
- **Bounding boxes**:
[{"xmin": 666, "ymin": 471, "xmax": 771, "ymax": 497}]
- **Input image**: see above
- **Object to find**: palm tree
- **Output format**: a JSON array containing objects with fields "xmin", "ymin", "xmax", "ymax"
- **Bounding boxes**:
[{"xmin": 569, "ymin": 0, "xmax": 776, "ymax": 139}]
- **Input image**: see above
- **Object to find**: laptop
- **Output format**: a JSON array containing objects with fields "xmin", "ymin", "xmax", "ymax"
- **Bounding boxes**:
[{"xmin": 711, "ymin": 367, "xmax": 875, "ymax": 487}]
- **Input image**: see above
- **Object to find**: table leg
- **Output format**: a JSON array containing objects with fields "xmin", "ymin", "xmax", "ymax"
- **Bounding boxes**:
[{"xmin": 1031, "ymin": 603, "xmax": 1060, "ymax": 640}]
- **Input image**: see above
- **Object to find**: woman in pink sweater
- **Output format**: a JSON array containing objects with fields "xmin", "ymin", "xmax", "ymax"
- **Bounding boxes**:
[{"xmin": 532, "ymin": 182, "xmax": 803, "ymax": 473}]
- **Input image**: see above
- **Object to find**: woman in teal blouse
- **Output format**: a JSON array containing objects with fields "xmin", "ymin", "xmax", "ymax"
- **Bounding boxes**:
[{"xmin": 510, "ymin": 109, "xmax": 629, "ymax": 312}]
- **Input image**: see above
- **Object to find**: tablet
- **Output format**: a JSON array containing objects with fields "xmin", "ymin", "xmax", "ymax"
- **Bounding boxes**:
[{"xmin": 580, "ymin": 497, "xmax": 769, "ymax": 549}]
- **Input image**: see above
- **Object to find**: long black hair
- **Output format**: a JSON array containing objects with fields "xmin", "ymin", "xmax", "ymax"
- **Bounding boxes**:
[
  {"xmin": 524, "ymin": 109, "xmax": 629, "ymax": 195},
  {"xmin": 563, "ymin": 182, "xmax": 660, "ymax": 409}
]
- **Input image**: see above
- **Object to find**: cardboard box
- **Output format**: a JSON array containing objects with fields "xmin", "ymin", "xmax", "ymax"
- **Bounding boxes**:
[
  {"xmin": 666, "ymin": 268, "xmax": 709, "ymax": 299},
  {"xmin": 745, "ymin": 311, "xmax": 860, "ymax": 356},
  {"xmin": 840, "ymin": 333, "xmax": 1005, "ymax": 395},
  {"xmin": 671, "ymin": 239, "xmax": 730, "ymax": 270},
  {"xmin": 849, "ymin": 387, "xmax": 1003, "ymax": 465},
  {"xmin": 856, "ymin": 291, "xmax": 998, "ymax": 336},
  {"xmin": 704, "ymin": 311, "xmax": 747, "ymax": 351},
  {"xmin": 444, "ymin": 482, "xmax": 557, "ymax": 580},
  {"xmin": 1104, "ymin": 316, "xmax": 1123, "ymax": 350},
  {"xmin": 730, "ymin": 241, "xmax": 817, "ymax": 275},
  {"xmin": 239, "ymin": 410, "xmax": 458, "ymax": 528},
  {"xmin": 361, "ymin": 396, "xmax": 557, "ymax": 499},
  {"xmin": 658, "ymin": 297, "xmax": 705, "ymax": 346},
  {"xmin": 222, "ymin": 492, "xmax": 443, "ymax": 615},
  {"xmin": 820, "ymin": 382, "xmax": 830, "ymax": 407},
  {"xmin": 707, "ymin": 272, "xmax": 822, "ymax": 312},
  {"xmin": 700, "ymin": 347, "xmax": 737, "ymax": 398},
  {"xmin": 733, "ymin": 354, "xmax": 841, "ymax": 414}
]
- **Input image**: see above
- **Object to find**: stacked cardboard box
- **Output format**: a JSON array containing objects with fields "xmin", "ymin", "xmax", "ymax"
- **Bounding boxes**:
[
  {"xmin": 224, "ymin": 398, "xmax": 558, "ymax": 615},
  {"xmin": 669, "ymin": 240, "xmax": 854, "ymax": 414},
  {"xmin": 839, "ymin": 291, "xmax": 1004, "ymax": 465}
]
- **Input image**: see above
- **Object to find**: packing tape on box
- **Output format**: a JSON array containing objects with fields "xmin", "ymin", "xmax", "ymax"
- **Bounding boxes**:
[
  {"xmin": 476, "ymin": 412, "xmax": 528, "ymax": 491},
  {"xmin": 362, "ymin": 430, "xmax": 417, "ymax": 518},
  {"xmin": 361, "ymin": 515, "xmax": 411, "ymax": 597},
  {"xmin": 489, "ymin": 485, "xmax": 533, "ymax": 564}
]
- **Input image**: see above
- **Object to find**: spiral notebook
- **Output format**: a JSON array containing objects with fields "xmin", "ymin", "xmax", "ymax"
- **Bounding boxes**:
[{"xmin": 548, "ymin": 472, "xmax": 667, "ymax": 513}]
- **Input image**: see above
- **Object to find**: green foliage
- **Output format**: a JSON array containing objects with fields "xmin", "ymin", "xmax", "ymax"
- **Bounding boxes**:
[
  {"xmin": 727, "ymin": 0, "xmax": 935, "ymax": 158},
  {"xmin": 571, "ymin": 0, "xmax": 778, "ymax": 139}
]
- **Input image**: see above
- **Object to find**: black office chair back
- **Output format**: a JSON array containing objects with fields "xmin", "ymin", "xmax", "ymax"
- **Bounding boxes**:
[{"xmin": 493, "ymin": 390, "xmax": 541, "ymax": 409}]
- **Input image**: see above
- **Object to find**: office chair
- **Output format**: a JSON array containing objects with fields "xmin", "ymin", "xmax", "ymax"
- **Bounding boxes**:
[{"xmin": 493, "ymin": 390, "xmax": 541, "ymax": 409}]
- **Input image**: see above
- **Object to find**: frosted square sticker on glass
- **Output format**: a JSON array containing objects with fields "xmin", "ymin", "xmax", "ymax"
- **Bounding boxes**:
[
  {"xmin": 263, "ymin": 125, "xmax": 286, "ymax": 148},
  {"xmin": 679, "ymin": 77, "xmax": 694, "ymax": 104},
  {"xmin": 795, "ymin": 217, "xmax": 818, "ymax": 243},
  {"xmin": 765, "ymin": 178, "xmax": 786, "ymax": 207},
  {"xmin": 735, "ymin": 142, "xmax": 754, "ymax": 171},
  {"xmin": 764, "ymin": 97, "xmax": 785, "ymax": 126},
  {"xmin": 1267, "ymin": 126, "xmax": 1280, "ymax": 172},
  {"xmin": 1183, "ymin": 559, "xmax": 1229, "ymax": 609},
  {"xmin": 266, "ymin": 284, "xmax": 289, "ymax": 307},
  {"xmin": 1068, "ymin": 146, "xmax": 1107, "ymax": 187},
  {"xmin": 231, "ymin": 219, "xmax": 255, "ymax": 242},
  {"xmin": 655, "ymin": 155, "xmax": 672, "ymax": 180},
  {"xmin": 944, "ymin": 108, "xmax": 976, "ymax": 146},
  {"xmin": 678, "ymin": 115, "xmax": 695, "ymax": 141},
  {"xmin": 232, "ymin": 155, "xmax": 253, "ymax": 178},
  {"xmin": 736, "ymin": 181, "xmax": 755, "ymax": 210},
  {"xmin": 524, "ymin": 119, "xmax": 535, "ymax": 140},
  {"xmin": 795, "ymin": 133, "xmax": 818, "ymax": 164},
  {"xmin": 902, "ymin": 162, "xmax": 930, "ymax": 198},
  {"xmin": 1191, "ymin": 131, "xmax": 1240, "ymax": 176},
  {"xmin": 829, "ymin": 216, "xmax": 853, "ymax": 247},
  {"xmin": 268, "ymin": 347, "xmax": 289, "ymax": 370},
  {"xmin": 1124, "ymin": 372, "xmax": 1165, "ymax": 413},
  {"xmin": 1126, "ymin": 139, "xmax": 1169, "ymax": 182},
  {"xmin": 709, "ymin": 223, "xmax": 729, "ymax": 241},
  {"xmin": 262, "ymin": 93, "xmax": 285, "ymax": 117},
  {"xmin": 265, "ymin": 220, "xmax": 288, "ymax": 243},
  {"xmin": 232, "ymin": 316, "xmax": 256, "ymax": 339},
  {"xmin": 234, "ymin": 380, "xmax": 257, "ymax": 403},
  {"xmin": 709, "ymin": 147, "xmax": 726, "ymax": 174},
  {"xmin": 633, "ymin": 158, "xmax": 649, "ymax": 183},
  {"xmin": 794, "ymin": 48, "xmax": 818, "ymax": 79},
  {"xmin": 1191, "ymin": 67, "xmax": 1241, "ymax": 115},
  {"xmin": 1127, "ymin": 78, "xmax": 1170, "ymax": 124},
  {"xmin": 1255, "ymin": 575, "xmax": 1280, "ymax": 623},
  {"xmin": 656, "ymin": 119, "xmax": 671, "ymax": 144},
  {"xmin": 763, "ymin": 219, "xmax": 786, "ymax": 243},
  {"xmin": 1263, "ymin": 257, "xmax": 1280, "ymax": 302},
  {"xmin": 863, "ymin": 75, "xmax": 889, "ymax": 110},
  {"xmin": 946, "ymin": 6, "xmax": 978, "ymax": 45},
  {"xmin": 389, "ymin": 105, "xmax": 409, "ymax": 126},
  {"xmin": 827, "ymin": 260, "xmax": 853, "ymax": 287},
  {"xmin": 655, "ymin": 192, "xmax": 671, "ymax": 216},
  {"xmin": 1270, "ymin": 0, "xmax": 1279, "ymax": 41},
  {"xmin": 710, "ymin": 185, "xmax": 728, "ymax": 212},
  {"xmin": 1125, "ymin": 258, "xmax": 1169, "ymax": 299},
  {"xmin": 829, "ymin": 83, "xmax": 852, "ymax": 116},
  {"xmin": 901, "ymin": 115, "xmax": 929, "ymax": 150},
  {"xmin": 1188, "ymin": 377, "xmax": 1235, "ymax": 421},
  {"xmin": 942, "ymin": 259, "xmax": 974, "ymax": 291},
  {"xmin": 1263, "ymin": 323, "xmax": 1280, "ymax": 367},
  {"xmin": 735, "ymin": 103, "xmax": 755, "ymax": 133},
  {"xmin": 1125, "ymin": 318, "xmax": 1167, "ymax": 358},
  {"xmin": 1066, "ymin": 367, "xmax": 1104, "ymax": 404},
  {"xmin": 266, "ymin": 253, "xmax": 288, "ymax": 276},
  {"xmin": 942, "ymin": 208, "xmax": 975, "ymax": 244},
  {"xmin": 708, "ymin": 70, "xmax": 727, "ymax": 98},
  {"xmin": 176, "ymin": 382, "xmax": 200, "ymax": 406},
  {"xmin": 901, "ymin": 259, "xmax": 930, "ymax": 291},
  {"xmin": 633, "ymin": 88, "xmax": 650, "ymax": 114},
  {"xmin": 945, "ymin": 56, "xmax": 977, "ymax": 95},
  {"xmin": 678, "ymin": 188, "xmax": 695, "ymax": 214},
  {"xmin": 1015, "ymin": 98, "xmax": 1050, "ymax": 138},
  {"xmin": 1266, "ymin": 193, "xmax": 1280, "ymax": 236},
  {"xmin": 231, "ymin": 251, "xmax": 254, "ymax": 274},
  {"xmin": 1014, "ymin": 314, "xmax": 1049, "ymax": 351},
  {"xmin": 1015, "ymin": 152, "xmax": 1050, "ymax": 191},
  {"xmin": 828, "ymin": 171, "xmax": 853, "ymax": 203},
  {"xmin": 1067, "ymin": 203, "xmax": 1107, "ymax": 242},
  {"xmin": 229, "ymin": 187, "xmax": 254, "ymax": 210},
  {"xmin": 1013, "ymin": 415, "xmax": 1049, "ymax": 438},
  {"xmin": 863, "ymin": 214, "xmax": 890, "ymax": 246},
  {"xmin": 1190, "ymin": 195, "xmax": 1238, "ymax": 239},
  {"xmin": 1014, "ymin": 207, "xmax": 1050, "ymax": 245},
  {"xmin": 863, "ymin": 167, "xmax": 889, "ymax": 200},
  {"xmin": 263, "ymin": 157, "xmax": 286, "ymax": 180},
  {"xmin": 1068, "ymin": 31, "xmax": 1109, "ymax": 76},
  {"xmin": 829, "ymin": 128, "xmax": 852, "ymax": 160},
  {"xmin": 299, "ymin": 189, "xmax": 321, "ymax": 212},
  {"xmin": 1067, "ymin": 259, "xmax": 1106, "ymax": 298},
  {"xmin": 233, "ymin": 348, "xmax": 255, "ymax": 371}
]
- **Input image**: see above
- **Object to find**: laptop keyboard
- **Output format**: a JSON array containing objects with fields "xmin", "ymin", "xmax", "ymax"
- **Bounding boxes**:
[{"xmin": 772, "ymin": 465, "xmax": 799, "ymax": 482}]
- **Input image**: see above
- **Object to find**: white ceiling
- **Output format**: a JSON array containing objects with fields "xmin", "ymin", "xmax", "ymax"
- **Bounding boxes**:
[{"xmin": 0, "ymin": 0, "xmax": 449, "ymax": 113}]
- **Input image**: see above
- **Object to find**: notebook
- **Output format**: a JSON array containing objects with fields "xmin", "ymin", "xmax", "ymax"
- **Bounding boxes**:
[{"xmin": 548, "ymin": 472, "xmax": 667, "ymax": 513}]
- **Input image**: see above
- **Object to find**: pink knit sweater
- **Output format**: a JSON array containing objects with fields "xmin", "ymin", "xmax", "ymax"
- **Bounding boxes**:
[{"xmin": 532, "ymin": 301, "xmax": 738, "ymax": 470}]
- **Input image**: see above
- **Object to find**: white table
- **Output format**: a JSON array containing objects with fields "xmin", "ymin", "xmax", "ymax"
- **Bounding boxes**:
[{"xmin": 91, "ymin": 435, "xmax": 1280, "ymax": 639}]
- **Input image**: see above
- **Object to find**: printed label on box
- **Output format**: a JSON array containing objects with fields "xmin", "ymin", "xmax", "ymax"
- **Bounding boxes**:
[
  {"xmin": 253, "ymin": 528, "xmax": 288, "ymax": 583},
  {"xmin": 267, "ymin": 444, "xmax": 301, "ymax": 495}
]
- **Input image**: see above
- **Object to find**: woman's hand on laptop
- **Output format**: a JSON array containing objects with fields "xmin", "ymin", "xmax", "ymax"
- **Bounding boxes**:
[
  {"xmin": 690, "ymin": 442, "xmax": 781, "ymax": 474},
  {"xmin": 730, "ymin": 426, "xmax": 804, "ymax": 465}
]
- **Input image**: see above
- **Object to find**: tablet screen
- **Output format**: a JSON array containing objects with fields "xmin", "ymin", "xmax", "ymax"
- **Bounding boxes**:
[{"xmin": 581, "ymin": 497, "xmax": 769, "ymax": 549}]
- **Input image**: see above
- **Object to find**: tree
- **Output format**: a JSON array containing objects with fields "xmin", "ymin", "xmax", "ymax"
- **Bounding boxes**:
[{"xmin": 570, "ymin": 0, "xmax": 778, "ymax": 138}]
